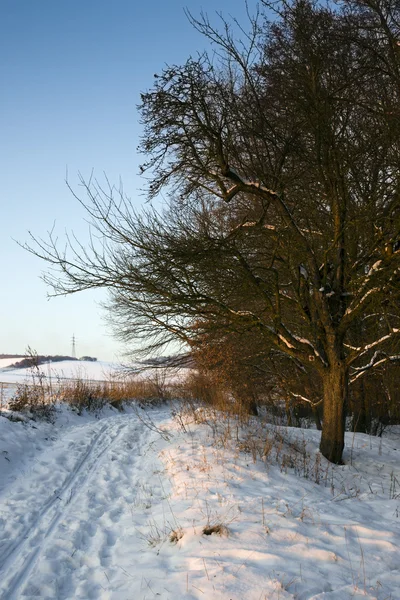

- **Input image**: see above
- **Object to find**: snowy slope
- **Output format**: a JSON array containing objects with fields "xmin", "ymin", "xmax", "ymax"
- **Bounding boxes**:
[
  {"xmin": 0, "ymin": 406, "xmax": 399, "ymax": 599},
  {"xmin": 0, "ymin": 358, "xmax": 23, "ymax": 369},
  {"xmin": 0, "ymin": 360, "xmax": 122, "ymax": 384},
  {"xmin": 0, "ymin": 359, "xmax": 191, "ymax": 386}
]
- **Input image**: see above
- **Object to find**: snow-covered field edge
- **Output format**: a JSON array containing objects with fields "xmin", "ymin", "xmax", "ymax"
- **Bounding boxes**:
[{"xmin": 0, "ymin": 401, "xmax": 399, "ymax": 599}]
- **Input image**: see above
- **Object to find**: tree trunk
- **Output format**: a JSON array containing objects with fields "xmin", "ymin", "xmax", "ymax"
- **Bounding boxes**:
[
  {"xmin": 319, "ymin": 362, "xmax": 347, "ymax": 464},
  {"xmin": 352, "ymin": 379, "xmax": 368, "ymax": 433},
  {"xmin": 312, "ymin": 404, "xmax": 323, "ymax": 431},
  {"xmin": 285, "ymin": 398, "xmax": 293, "ymax": 427},
  {"xmin": 247, "ymin": 397, "xmax": 259, "ymax": 417}
]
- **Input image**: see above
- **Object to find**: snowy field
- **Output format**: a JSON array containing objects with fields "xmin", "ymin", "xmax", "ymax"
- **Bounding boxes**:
[
  {"xmin": 0, "ymin": 359, "xmax": 191, "ymax": 386},
  {"xmin": 0, "ymin": 358, "xmax": 22, "ymax": 369},
  {"xmin": 0, "ymin": 403, "xmax": 399, "ymax": 599},
  {"xmin": 0, "ymin": 360, "xmax": 126, "ymax": 408},
  {"xmin": 0, "ymin": 360, "xmax": 123, "ymax": 385}
]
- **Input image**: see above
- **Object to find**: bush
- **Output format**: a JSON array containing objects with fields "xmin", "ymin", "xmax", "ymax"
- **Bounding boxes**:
[
  {"xmin": 60, "ymin": 380, "xmax": 107, "ymax": 415},
  {"xmin": 8, "ymin": 383, "xmax": 56, "ymax": 422}
]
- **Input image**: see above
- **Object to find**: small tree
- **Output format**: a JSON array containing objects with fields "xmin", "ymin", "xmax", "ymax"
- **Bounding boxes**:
[{"xmin": 25, "ymin": 0, "xmax": 400, "ymax": 463}]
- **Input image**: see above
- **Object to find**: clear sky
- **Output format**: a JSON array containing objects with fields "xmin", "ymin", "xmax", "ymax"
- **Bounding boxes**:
[{"xmin": 0, "ymin": 0, "xmax": 257, "ymax": 362}]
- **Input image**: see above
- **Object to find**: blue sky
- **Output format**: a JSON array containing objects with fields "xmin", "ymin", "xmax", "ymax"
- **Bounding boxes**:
[{"xmin": 0, "ymin": 0, "xmax": 257, "ymax": 362}]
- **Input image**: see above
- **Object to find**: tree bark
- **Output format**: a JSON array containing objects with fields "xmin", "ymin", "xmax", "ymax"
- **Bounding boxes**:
[
  {"xmin": 285, "ymin": 398, "xmax": 293, "ymax": 427},
  {"xmin": 352, "ymin": 379, "xmax": 368, "ymax": 433},
  {"xmin": 312, "ymin": 404, "xmax": 323, "ymax": 431},
  {"xmin": 246, "ymin": 396, "xmax": 259, "ymax": 417},
  {"xmin": 319, "ymin": 362, "xmax": 347, "ymax": 464}
]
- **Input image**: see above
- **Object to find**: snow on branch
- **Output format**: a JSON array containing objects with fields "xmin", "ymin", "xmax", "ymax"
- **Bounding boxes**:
[
  {"xmin": 292, "ymin": 334, "xmax": 328, "ymax": 366},
  {"xmin": 278, "ymin": 334, "xmax": 295, "ymax": 349},
  {"xmin": 344, "ymin": 287, "xmax": 380, "ymax": 318},
  {"xmin": 351, "ymin": 352, "xmax": 400, "ymax": 383},
  {"xmin": 348, "ymin": 329, "xmax": 400, "ymax": 365},
  {"xmin": 289, "ymin": 392, "xmax": 323, "ymax": 407},
  {"xmin": 343, "ymin": 267, "xmax": 400, "ymax": 331}
]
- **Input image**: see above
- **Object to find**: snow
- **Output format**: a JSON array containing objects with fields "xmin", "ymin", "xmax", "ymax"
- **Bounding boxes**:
[
  {"xmin": 299, "ymin": 265, "xmax": 308, "ymax": 279},
  {"xmin": 345, "ymin": 287, "xmax": 380, "ymax": 317},
  {"xmin": 0, "ymin": 405, "xmax": 399, "ymax": 599},
  {"xmin": 278, "ymin": 334, "xmax": 296, "ymax": 349},
  {"xmin": 367, "ymin": 261, "xmax": 383, "ymax": 277},
  {"xmin": 0, "ymin": 358, "xmax": 24, "ymax": 369},
  {"xmin": 0, "ymin": 359, "xmax": 192, "ymax": 388},
  {"xmin": 0, "ymin": 360, "xmax": 122, "ymax": 385}
]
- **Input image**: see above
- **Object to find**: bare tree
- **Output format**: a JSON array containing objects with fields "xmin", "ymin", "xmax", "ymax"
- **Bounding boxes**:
[{"xmin": 25, "ymin": 0, "xmax": 400, "ymax": 463}]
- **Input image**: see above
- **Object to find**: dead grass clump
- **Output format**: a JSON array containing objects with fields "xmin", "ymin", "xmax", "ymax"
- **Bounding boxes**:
[
  {"xmin": 172, "ymin": 372, "xmax": 255, "ymax": 437},
  {"xmin": 175, "ymin": 371, "xmax": 228, "ymax": 409},
  {"xmin": 7, "ymin": 349, "xmax": 57, "ymax": 421},
  {"xmin": 202, "ymin": 524, "xmax": 229, "ymax": 536},
  {"xmin": 116, "ymin": 378, "xmax": 170, "ymax": 405},
  {"xmin": 7, "ymin": 374, "xmax": 172, "ymax": 419},
  {"xmin": 169, "ymin": 528, "xmax": 184, "ymax": 544},
  {"xmin": 8, "ymin": 384, "xmax": 41, "ymax": 412},
  {"xmin": 8, "ymin": 383, "xmax": 56, "ymax": 422},
  {"xmin": 6, "ymin": 353, "xmax": 174, "ymax": 420},
  {"xmin": 61, "ymin": 380, "xmax": 107, "ymax": 414},
  {"xmin": 60, "ymin": 375, "xmax": 172, "ymax": 413}
]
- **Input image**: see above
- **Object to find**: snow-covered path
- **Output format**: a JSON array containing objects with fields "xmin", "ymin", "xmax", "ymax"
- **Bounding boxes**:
[
  {"xmin": 1, "ymin": 407, "xmax": 400, "ymax": 599},
  {"xmin": 0, "ymin": 410, "xmax": 166, "ymax": 599}
]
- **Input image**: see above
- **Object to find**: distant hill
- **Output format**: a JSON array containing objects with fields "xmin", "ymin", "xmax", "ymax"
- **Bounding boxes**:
[
  {"xmin": 7, "ymin": 355, "xmax": 97, "ymax": 369},
  {"xmin": 8, "ymin": 355, "xmax": 78, "ymax": 369},
  {"xmin": 142, "ymin": 353, "xmax": 195, "ymax": 368}
]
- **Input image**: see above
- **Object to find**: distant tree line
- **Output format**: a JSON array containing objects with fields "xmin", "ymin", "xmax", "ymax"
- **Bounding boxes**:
[{"xmin": 10, "ymin": 355, "xmax": 97, "ymax": 369}]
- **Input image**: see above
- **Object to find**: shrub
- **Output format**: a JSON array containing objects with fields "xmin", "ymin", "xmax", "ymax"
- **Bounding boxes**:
[
  {"xmin": 8, "ymin": 383, "xmax": 56, "ymax": 422},
  {"xmin": 60, "ymin": 380, "xmax": 107, "ymax": 415}
]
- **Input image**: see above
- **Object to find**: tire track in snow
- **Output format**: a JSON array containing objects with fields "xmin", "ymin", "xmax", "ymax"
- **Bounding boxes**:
[
  {"xmin": 0, "ymin": 421, "xmax": 110, "ymax": 568},
  {"xmin": 0, "ymin": 417, "xmax": 129, "ymax": 599}
]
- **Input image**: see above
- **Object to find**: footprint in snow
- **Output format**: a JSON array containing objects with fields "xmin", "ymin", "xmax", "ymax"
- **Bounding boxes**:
[
  {"xmin": 109, "ymin": 507, "xmax": 122, "ymax": 523},
  {"xmin": 73, "ymin": 527, "xmax": 91, "ymax": 552},
  {"xmin": 100, "ymin": 548, "xmax": 111, "ymax": 568},
  {"xmin": 105, "ymin": 529, "xmax": 117, "ymax": 547}
]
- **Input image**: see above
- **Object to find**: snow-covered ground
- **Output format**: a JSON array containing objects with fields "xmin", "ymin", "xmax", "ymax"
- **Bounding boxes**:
[
  {"xmin": 0, "ymin": 404, "xmax": 399, "ymax": 599},
  {"xmin": 0, "ymin": 360, "xmax": 122, "ymax": 385},
  {"xmin": 0, "ymin": 360, "xmax": 125, "ymax": 408},
  {"xmin": 0, "ymin": 358, "xmax": 21, "ymax": 369},
  {"xmin": 0, "ymin": 358, "xmax": 191, "ymax": 387}
]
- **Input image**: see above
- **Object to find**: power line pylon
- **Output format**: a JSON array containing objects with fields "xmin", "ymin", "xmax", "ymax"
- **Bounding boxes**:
[{"xmin": 71, "ymin": 334, "xmax": 77, "ymax": 359}]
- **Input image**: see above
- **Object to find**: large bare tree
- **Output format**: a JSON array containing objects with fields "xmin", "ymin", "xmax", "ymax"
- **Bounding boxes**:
[{"xmin": 26, "ymin": 0, "xmax": 400, "ymax": 463}]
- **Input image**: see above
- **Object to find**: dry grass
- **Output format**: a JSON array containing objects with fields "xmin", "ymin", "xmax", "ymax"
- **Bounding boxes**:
[
  {"xmin": 3, "ymin": 366, "xmax": 327, "ymax": 492},
  {"xmin": 169, "ymin": 528, "xmax": 184, "ymax": 544},
  {"xmin": 172, "ymin": 387, "xmax": 333, "ymax": 488},
  {"xmin": 60, "ymin": 367, "xmax": 173, "ymax": 413},
  {"xmin": 6, "ymin": 363, "xmax": 329, "ymax": 487},
  {"xmin": 202, "ymin": 524, "xmax": 229, "ymax": 536},
  {"xmin": 8, "ymin": 382, "xmax": 56, "ymax": 422},
  {"xmin": 7, "ymin": 368, "xmax": 173, "ymax": 419}
]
